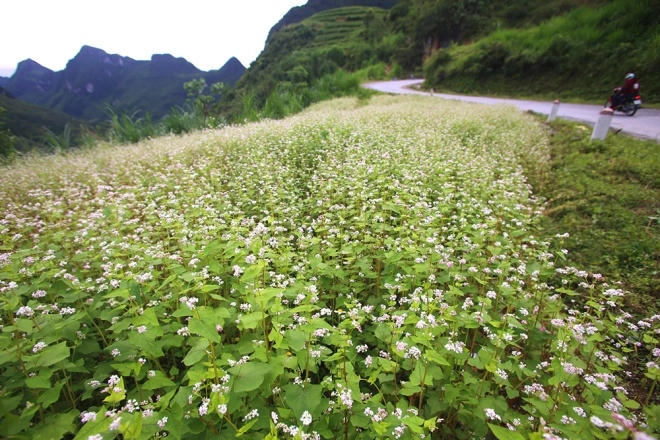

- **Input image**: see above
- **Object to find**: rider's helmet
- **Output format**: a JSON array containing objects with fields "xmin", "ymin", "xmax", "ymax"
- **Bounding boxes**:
[{"xmin": 626, "ymin": 73, "xmax": 636, "ymax": 79}]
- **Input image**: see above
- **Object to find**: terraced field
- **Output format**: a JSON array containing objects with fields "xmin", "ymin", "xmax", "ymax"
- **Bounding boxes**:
[{"xmin": 301, "ymin": 6, "xmax": 389, "ymax": 49}]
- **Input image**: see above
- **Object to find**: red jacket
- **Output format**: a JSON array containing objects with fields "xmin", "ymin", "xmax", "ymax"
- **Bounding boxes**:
[{"xmin": 622, "ymin": 76, "xmax": 640, "ymax": 95}]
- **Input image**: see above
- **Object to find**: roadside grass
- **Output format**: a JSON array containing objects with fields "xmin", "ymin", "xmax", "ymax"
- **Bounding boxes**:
[
  {"xmin": 424, "ymin": 0, "xmax": 659, "ymax": 105},
  {"xmin": 536, "ymin": 117, "xmax": 659, "ymax": 313}
]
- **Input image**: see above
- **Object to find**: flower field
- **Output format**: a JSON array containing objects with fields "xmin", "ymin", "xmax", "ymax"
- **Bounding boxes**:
[{"xmin": 1, "ymin": 95, "xmax": 658, "ymax": 439}]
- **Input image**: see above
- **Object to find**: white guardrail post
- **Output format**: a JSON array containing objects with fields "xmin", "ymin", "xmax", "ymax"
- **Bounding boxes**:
[
  {"xmin": 548, "ymin": 100, "xmax": 560, "ymax": 122},
  {"xmin": 591, "ymin": 107, "xmax": 614, "ymax": 141}
]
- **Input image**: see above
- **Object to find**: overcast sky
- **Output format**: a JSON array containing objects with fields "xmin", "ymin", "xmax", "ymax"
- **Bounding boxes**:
[{"xmin": 0, "ymin": 0, "xmax": 307, "ymax": 77}]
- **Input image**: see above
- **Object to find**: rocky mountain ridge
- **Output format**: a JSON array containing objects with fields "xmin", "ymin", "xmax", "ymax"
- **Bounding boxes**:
[{"xmin": 4, "ymin": 45, "xmax": 246, "ymax": 120}]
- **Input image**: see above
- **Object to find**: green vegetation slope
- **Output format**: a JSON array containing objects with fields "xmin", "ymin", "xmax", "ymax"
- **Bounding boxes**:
[
  {"xmin": 238, "ymin": 0, "xmax": 658, "ymax": 106},
  {"xmin": 423, "ymin": 0, "xmax": 660, "ymax": 102},
  {"xmin": 229, "ymin": 5, "xmax": 394, "ymax": 113},
  {"xmin": 0, "ymin": 93, "xmax": 84, "ymax": 153}
]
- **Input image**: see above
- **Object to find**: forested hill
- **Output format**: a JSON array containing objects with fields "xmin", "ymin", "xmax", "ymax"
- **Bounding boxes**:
[{"xmin": 237, "ymin": 0, "xmax": 658, "ymax": 109}]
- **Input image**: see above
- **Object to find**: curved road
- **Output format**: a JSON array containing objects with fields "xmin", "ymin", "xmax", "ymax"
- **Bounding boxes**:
[{"xmin": 364, "ymin": 80, "xmax": 660, "ymax": 142}]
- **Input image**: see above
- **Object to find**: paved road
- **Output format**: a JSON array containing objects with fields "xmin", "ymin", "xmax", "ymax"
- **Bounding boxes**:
[{"xmin": 364, "ymin": 80, "xmax": 660, "ymax": 142}]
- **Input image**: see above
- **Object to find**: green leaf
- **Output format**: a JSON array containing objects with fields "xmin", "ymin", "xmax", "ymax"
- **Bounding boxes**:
[
  {"xmin": 488, "ymin": 423, "xmax": 526, "ymax": 440},
  {"xmin": 73, "ymin": 406, "xmax": 112, "ymax": 440},
  {"xmin": 103, "ymin": 377, "xmax": 126, "ymax": 404},
  {"xmin": 37, "ymin": 382, "xmax": 64, "ymax": 408},
  {"xmin": 229, "ymin": 362, "xmax": 273, "ymax": 393},
  {"xmin": 284, "ymin": 383, "xmax": 323, "ymax": 419},
  {"xmin": 236, "ymin": 418, "xmax": 259, "ymax": 437},
  {"xmin": 120, "ymin": 412, "xmax": 143, "ymax": 440},
  {"xmin": 374, "ymin": 324, "xmax": 392, "ymax": 342},
  {"xmin": 239, "ymin": 312, "xmax": 263, "ymax": 330},
  {"xmin": 129, "ymin": 281, "xmax": 142, "ymax": 304},
  {"xmin": 0, "ymin": 393, "xmax": 23, "ymax": 416},
  {"xmin": 34, "ymin": 342, "xmax": 70, "ymax": 367},
  {"xmin": 188, "ymin": 308, "xmax": 222, "ymax": 343},
  {"xmin": 402, "ymin": 415, "xmax": 425, "ymax": 434},
  {"xmin": 143, "ymin": 373, "xmax": 177, "ymax": 390},
  {"xmin": 555, "ymin": 287, "xmax": 579, "ymax": 296},
  {"xmin": 32, "ymin": 411, "xmax": 78, "ymax": 440},
  {"xmin": 425, "ymin": 349, "xmax": 450, "ymax": 367},
  {"xmin": 0, "ymin": 414, "xmax": 31, "ymax": 437},
  {"xmin": 240, "ymin": 263, "xmax": 263, "ymax": 283},
  {"xmin": 256, "ymin": 287, "xmax": 284, "ymax": 304},
  {"xmin": 409, "ymin": 362, "xmax": 432, "ymax": 386},
  {"xmin": 128, "ymin": 329, "xmax": 164, "ymax": 357},
  {"xmin": 351, "ymin": 413, "xmax": 371, "ymax": 428},
  {"xmin": 0, "ymin": 348, "xmax": 18, "ymax": 367},
  {"xmin": 183, "ymin": 338, "xmax": 209, "ymax": 366},
  {"xmin": 399, "ymin": 383, "xmax": 422, "ymax": 396},
  {"xmin": 286, "ymin": 329, "xmax": 308, "ymax": 351},
  {"xmin": 25, "ymin": 375, "xmax": 51, "ymax": 389}
]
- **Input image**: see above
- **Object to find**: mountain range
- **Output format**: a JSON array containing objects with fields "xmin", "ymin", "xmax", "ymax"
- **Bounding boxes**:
[{"xmin": 2, "ymin": 45, "xmax": 246, "ymax": 120}]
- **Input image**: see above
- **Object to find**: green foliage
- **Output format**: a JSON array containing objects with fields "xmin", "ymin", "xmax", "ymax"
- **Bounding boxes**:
[
  {"xmin": 0, "ymin": 95, "xmax": 657, "ymax": 439},
  {"xmin": 160, "ymin": 103, "xmax": 202, "ymax": 135},
  {"xmin": 104, "ymin": 106, "xmax": 157, "ymax": 144},
  {"xmin": 236, "ymin": 90, "xmax": 261, "ymax": 122},
  {"xmin": 42, "ymin": 123, "xmax": 73, "ymax": 152},
  {"xmin": 183, "ymin": 78, "xmax": 227, "ymax": 128}
]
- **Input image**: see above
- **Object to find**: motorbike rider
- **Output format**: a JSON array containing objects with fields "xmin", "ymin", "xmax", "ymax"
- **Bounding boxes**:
[{"xmin": 612, "ymin": 72, "xmax": 640, "ymax": 109}]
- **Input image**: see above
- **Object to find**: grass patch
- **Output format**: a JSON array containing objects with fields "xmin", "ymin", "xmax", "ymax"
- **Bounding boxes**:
[
  {"xmin": 537, "ymin": 117, "xmax": 659, "ymax": 312},
  {"xmin": 425, "ymin": 0, "xmax": 660, "ymax": 103}
]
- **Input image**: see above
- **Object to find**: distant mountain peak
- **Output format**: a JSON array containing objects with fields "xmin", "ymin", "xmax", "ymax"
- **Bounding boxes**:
[
  {"xmin": 16, "ymin": 58, "xmax": 52, "ymax": 74},
  {"xmin": 71, "ymin": 45, "xmax": 131, "ymax": 68},
  {"xmin": 78, "ymin": 45, "xmax": 108, "ymax": 56},
  {"xmin": 223, "ymin": 57, "xmax": 245, "ymax": 69},
  {"xmin": 149, "ymin": 53, "xmax": 199, "ymax": 75}
]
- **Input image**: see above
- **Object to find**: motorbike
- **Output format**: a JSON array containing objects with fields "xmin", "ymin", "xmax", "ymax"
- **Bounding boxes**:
[{"xmin": 605, "ymin": 86, "xmax": 642, "ymax": 116}]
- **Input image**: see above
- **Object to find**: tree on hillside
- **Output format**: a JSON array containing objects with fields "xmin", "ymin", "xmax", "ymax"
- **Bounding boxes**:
[
  {"xmin": 361, "ymin": 9, "xmax": 388, "ymax": 43},
  {"xmin": 410, "ymin": 0, "xmax": 490, "ymax": 51},
  {"xmin": 184, "ymin": 78, "xmax": 226, "ymax": 128}
]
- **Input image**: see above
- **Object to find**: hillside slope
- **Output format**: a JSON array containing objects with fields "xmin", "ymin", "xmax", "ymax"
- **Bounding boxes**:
[
  {"xmin": 231, "ymin": 4, "xmax": 393, "ymax": 109},
  {"xmin": 422, "ymin": 0, "xmax": 659, "ymax": 102},
  {"xmin": 0, "ymin": 93, "xmax": 83, "ymax": 150},
  {"xmin": 239, "ymin": 0, "xmax": 658, "ymax": 107}
]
